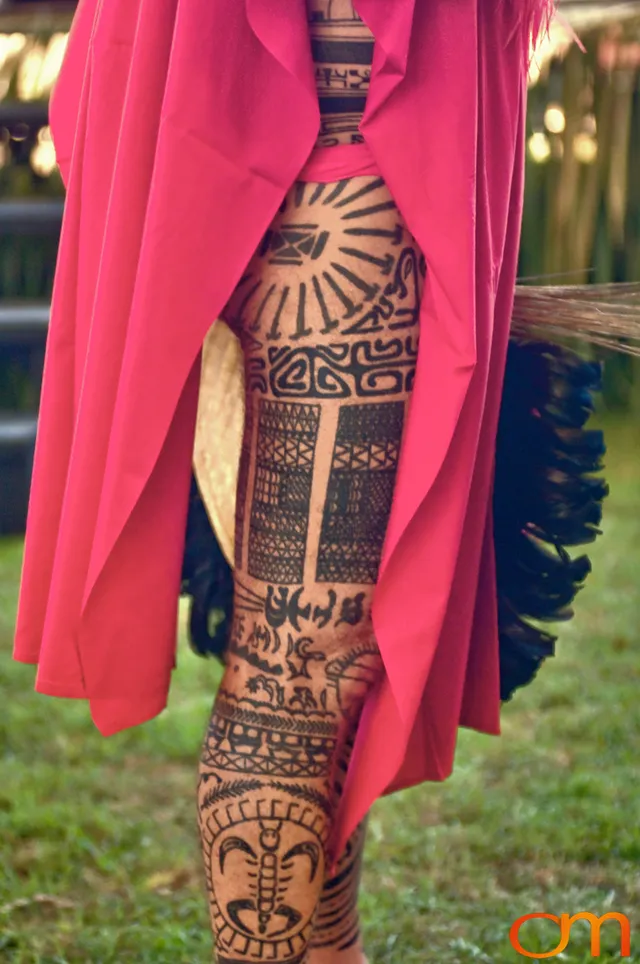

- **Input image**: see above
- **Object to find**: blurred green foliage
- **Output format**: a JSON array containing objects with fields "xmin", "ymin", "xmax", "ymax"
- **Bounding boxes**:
[{"xmin": 521, "ymin": 44, "xmax": 640, "ymax": 414}]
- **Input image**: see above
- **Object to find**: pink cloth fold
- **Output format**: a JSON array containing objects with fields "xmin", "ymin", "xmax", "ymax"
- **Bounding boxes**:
[
  {"xmin": 297, "ymin": 141, "xmax": 380, "ymax": 182},
  {"xmin": 13, "ymin": 0, "xmax": 543, "ymax": 876}
]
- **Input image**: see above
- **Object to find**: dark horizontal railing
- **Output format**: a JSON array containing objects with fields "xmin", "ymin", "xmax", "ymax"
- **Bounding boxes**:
[
  {"xmin": 0, "ymin": 413, "xmax": 37, "ymax": 447},
  {"xmin": 0, "ymin": 200, "xmax": 64, "ymax": 234},
  {"xmin": 0, "ymin": 303, "xmax": 50, "ymax": 343},
  {"xmin": 0, "ymin": 101, "xmax": 50, "ymax": 128},
  {"xmin": 0, "ymin": 2, "xmax": 76, "ymax": 33}
]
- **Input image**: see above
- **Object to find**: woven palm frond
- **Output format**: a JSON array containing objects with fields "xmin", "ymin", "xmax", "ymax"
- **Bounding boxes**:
[{"xmin": 512, "ymin": 282, "xmax": 640, "ymax": 356}]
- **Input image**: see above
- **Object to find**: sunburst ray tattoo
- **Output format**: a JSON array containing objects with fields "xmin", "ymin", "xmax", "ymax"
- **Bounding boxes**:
[{"xmin": 222, "ymin": 178, "xmax": 423, "ymax": 350}]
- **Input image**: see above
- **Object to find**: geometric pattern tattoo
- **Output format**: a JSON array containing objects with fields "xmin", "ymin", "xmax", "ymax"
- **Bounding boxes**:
[
  {"xmin": 316, "ymin": 402, "xmax": 405, "ymax": 583},
  {"xmin": 308, "ymin": 0, "xmax": 374, "ymax": 147},
  {"xmin": 308, "ymin": 816, "xmax": 368, "ymax": 951},
  {"xmin": 202, "ymin": 699, "xmax": 338, "ymax": 779},
  {"xmin": 248, "ymin": 400, "xmax": 321, "ymax": 584},
  {"xmin": 248, "ymin": 334, "xmax": 418, "ymax": 398}
]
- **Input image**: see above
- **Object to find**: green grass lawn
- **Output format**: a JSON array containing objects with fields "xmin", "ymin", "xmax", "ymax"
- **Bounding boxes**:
[{"xmin": 1, "ymin": 416, "xmax": 639, "ymax": 964}]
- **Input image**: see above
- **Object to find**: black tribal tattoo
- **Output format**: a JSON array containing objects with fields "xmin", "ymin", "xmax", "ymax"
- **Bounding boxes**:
[
  {"xmin": 247, "ymin": 335, "xmax": 418, "ymax": 398},
  {"xmin": 308, "ymin": 816, "xmax": 368, "ymax": 952},
  {"xmin": 235, "ymin": 580, "xmax": 367, "ymax": 631},
  {"xmin": 317, "ymin": 401, "xmax": 405, "ymax": 583},
  {"xmin": 248, "ymin": 401, "xmax": 320, "ymax": 585},
  {"xmin": 202, "ymin": 690, "xmax": 339, "ymax": 779},
  {"xmin": 199, "ymin": 788, "xmax": 331, "ymax": 964},
  {"xmin": 224, "ymin": 180, "xmax": 424, "ymax": 361},
  {"xmin": 307, "ymin": 1, "xmax": 374, "ymax": 146},
  {"xmin": 234, "ymin": 397, "xmax": 254, "ymax": 571},
  {"xmin": 199, "ymin": 634, "xmax": 383, "ymax": 961}
]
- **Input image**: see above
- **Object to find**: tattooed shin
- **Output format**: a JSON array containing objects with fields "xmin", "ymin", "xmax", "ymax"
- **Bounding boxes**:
[
  {"xmin": 309, "ymin": 816, "xmax": 369, "ymax": 952},
  {"xmin": 198, "ymin": 625, "xmax": 381, "ymax": 963},
  {"xmin": 198, "ymin": 562, "xmax": 384, "ymax": 961}
]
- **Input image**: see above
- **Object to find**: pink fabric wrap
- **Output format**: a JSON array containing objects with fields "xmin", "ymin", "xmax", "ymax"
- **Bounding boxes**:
[
  {"xmin": 13, "ymin": 0, "xmax": 545, "ymax": 873},
  {"xmin": 297, "ymin": 141, "xmax": 380, "ymax": 182}
]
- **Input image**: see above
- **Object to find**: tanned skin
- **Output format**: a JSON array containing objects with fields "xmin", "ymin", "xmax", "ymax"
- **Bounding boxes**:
[{"xmin": 197, "ymin": 4, "xmax": 424, "ymax": 962}]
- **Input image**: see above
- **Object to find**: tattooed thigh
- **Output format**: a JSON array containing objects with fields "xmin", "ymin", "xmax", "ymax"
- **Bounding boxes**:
[
  {"xmin": 224, "ymin": 173, "xmax": 424, "ymax": 588},
  {"xmin": 199, "ymin": 175, "xmax": 423, "ymax": 962}
]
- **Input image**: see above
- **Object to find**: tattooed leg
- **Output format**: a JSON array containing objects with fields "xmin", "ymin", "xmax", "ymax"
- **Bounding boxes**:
[
  {"xmin": 202, "ymin": 28, "xmax": 425, "ymax": 952},
  {"xmin": 197, "ymin": 682, "xmax": 333, "ymax": 964},
  {"xmin": 198, "ymin": 566, "xmax": 385, "ymax": 964},
  {"xmin": 301, "ymin": 9, "xmax": 376, "ymax": 956}
]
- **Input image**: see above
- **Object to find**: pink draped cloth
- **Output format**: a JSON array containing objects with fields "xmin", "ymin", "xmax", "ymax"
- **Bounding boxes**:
[
  {"xmin": 13, "ymin": 0, "xmax": 546, "ymax": 870},
  {"xmin": 297, "ymin": 142, "xmax": 380, "ymax": 182}
]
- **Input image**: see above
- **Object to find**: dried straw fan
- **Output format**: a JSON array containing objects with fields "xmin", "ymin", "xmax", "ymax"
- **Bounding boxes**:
[{"xmin": 512, "ymin": 281, "xmax": 640, "ymax": 355}]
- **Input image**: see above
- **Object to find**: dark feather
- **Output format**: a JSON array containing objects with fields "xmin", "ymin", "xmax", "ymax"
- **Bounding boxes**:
[
  {"xmin": 494, "ymin": 337, "xmax": 608, "ymax": 701},
  {"xmin": 179, "ymin": 473, "xmax": 233, "ymax": 662}
]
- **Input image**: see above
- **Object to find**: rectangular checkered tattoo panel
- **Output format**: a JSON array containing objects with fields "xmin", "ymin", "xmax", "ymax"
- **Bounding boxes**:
[
  {"xmin": 316, "ymin": 401, "xmax": 405, "ymax": 584},
  {"xmin": 248, "ymin": 400, "xmax": 321, "ymax": 584}
]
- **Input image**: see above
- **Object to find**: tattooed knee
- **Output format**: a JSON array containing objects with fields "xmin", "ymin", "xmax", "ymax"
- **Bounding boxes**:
[{"xmin": 225, "ymin": 577, "xmax": 384, "ymax": 720}]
